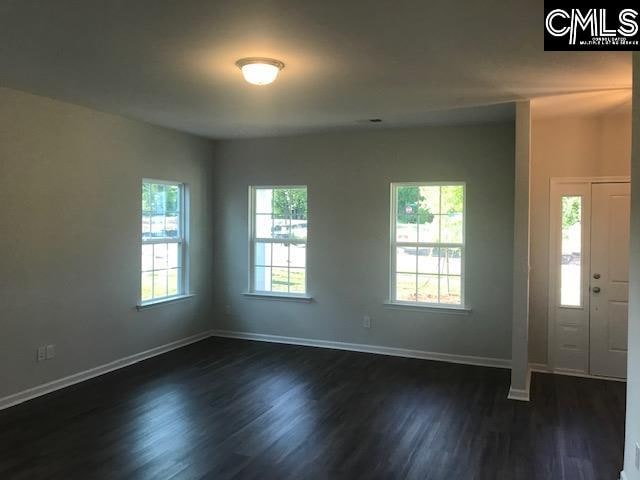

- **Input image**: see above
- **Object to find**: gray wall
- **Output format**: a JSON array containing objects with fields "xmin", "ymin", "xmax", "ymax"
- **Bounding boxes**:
[
  {"xmin": 0, "ymin": 87, "xmax": 215, "ymax": 399},
  {"xmin": 212, "ymin": 124, "xmax": 515, "ymax": 361},
  {"xmin": 528, "ymin": 111, "xmax": 632, "ymax": 365}
]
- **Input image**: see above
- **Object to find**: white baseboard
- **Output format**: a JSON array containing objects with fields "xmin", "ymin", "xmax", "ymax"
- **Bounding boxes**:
[
  {"xmin": 507, "ymin": 388, "xmax": 530, "ymax": 401},
  {"xmin": 529, "ymin": 362, "xmax": 550, "ymax": 372},
  {"xmin": 210, "ymin": 329, "xmax": 511, "ymax": 369},
  {"xmin": 0, "ymin": 329, "xmax": 215, "ymax": 411},
  {"xmin": 529, "ymin": 363, "xmax": 626, "ymax": 382},
  {"xmin": 508, "ymin": 367, "xmax": 531, "ymax": 401}
]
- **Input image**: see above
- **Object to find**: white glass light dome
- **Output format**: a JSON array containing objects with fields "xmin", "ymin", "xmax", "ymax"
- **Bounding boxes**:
[{"xmin": 236, "ymin": 58, "xmax": 285, "ymax": 86}]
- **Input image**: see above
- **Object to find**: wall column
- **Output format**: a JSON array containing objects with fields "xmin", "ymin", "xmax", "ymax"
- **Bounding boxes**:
[{"xmin": 509, "ymin": 101, "xmax": 532, "ymax": 401}]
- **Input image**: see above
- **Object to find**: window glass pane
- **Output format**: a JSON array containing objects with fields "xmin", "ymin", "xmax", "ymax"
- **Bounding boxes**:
[
  {"xmin": 141, "ymin": 245, "xmax": 153, "ymax": 271},
  {"xmin": 272, "ymin": 189, "xmax": 288, "ymax": 217},
  {"xmin": 272, "ymin": 243, "xmax": 289, "ymax": 267},
  {"xmin": 441, "ymin": 185, "xmax": 464, "ymax": 214},
  {"xmin": 396, "ymin": 215, "xmax": 417, "ymax": 243},
  {"xmin": 417, "ymin": 247, "xmax": 439, "ymax": 274},
  {"xmin": 419, "ymin": 185, "xmax": 440, "ymax": 214},
  {"xmin": 561, "ymin": 196, "xmax": 582, "ymax": 306},
  {"xmin": 153, "ymin": 270, "xmax": 168, "ymax": 298},
  {"xmin": 165, "ymin": 185, "xmax": 180, "ymax": 213},
  {"xmin": 290, "ymin": 244, "xmax": 306, "ymax": 268},
  {"xmin": 272, "ymin": 188, "xmax": 307, "ymax": 224},
  {"xmin": 167, "ymin": 243, "xmax": 179, "ymax": 269},
  {"xmin": 152, "ymin": 184, "xmax": 166, "ymax": 214},
  {"xmin": 417, "ymin": 274, "xmax": 439, "ymax": 303},
  {"xmin": 397, "ymin": 186, "xmax": 420, "ymax": 215},
  {"xmin": 141, "ymin": 272, "xmax": 153, "ymax": 301},
  {"xmin": 439, "ymin": 248, "xmax": 462, "ymax": 275},
  {"xmin": 271, "ymin": 268, "xmax": 289, "ymax": 292},
  {"xmin": 151, "ymin": 214, "xmax": 165, "ymax": 237},
  {"xmin": 254, "ymin": 242, "xmax": 272, "ymax": 266},
  {"xmin": 441, "ymin": 213, "xmax": 463, "ymax": 244},
  {"xmin": 255, "ymin": 214, "xmax": 273, "ymax": 239},
  {"xmin": 272, "ymin": 218, "xmax": 291, "ymax": 239},
  {"xmin": 396, "ymin": 185, "xmax": 421, "ymax": 243},
  {"xmin": 288, "ymin": 188, "xmax": 308, "ymax": 220},
  {"xmin": 396, "ymin": 247, "xmax": 417, "ymax": 273},
  {"xmin": 255, "ymin": 266, "xmax": 272, "ymax": 291},
  {"xmin": 142, "ymin": 183, "xmax": 152, "ymax": 212},
  {"xmin": 290, "ymin": 268, "xmax": 305, "ymax": 293},
  {"xmin": 154, "ymin": 243, "xmax": 168, "ymax": 270},
  {"xmin": 165, "ymin": 214, "xmax": 179, "ymax": 238},
  {"xmin": 418, "ymin": 215, "xmax": 439, "ymax": 243},
  {"xmin": 256, "ymin": 189, "xmax": 273, "ymax": 214},
  {"xmin": 142, "ymin": 214, "xmax": 151, "ymax": 237},
  {"xmin": 396, "ymin": 273, "xmax": 416, "ymax": 302},
  {"xmin": 439, "ymin": 276, "xmax": 461, "ymax": 304},
  {"xmin": 168, "ymin": 268, "xmax": 179, "ymax": 296},
  {"xmin": 291, "ymin": 220, "xmax": 307, "ymax": 240}
]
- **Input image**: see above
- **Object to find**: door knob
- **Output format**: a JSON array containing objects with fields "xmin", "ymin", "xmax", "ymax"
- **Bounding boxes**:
[
  {"xmin": 593, "ymin": 273, "xmax": 601, "ymax": 279},
  {"xmin": 592, "ymin": 286, "xmax": 601, "ymax": 293}
]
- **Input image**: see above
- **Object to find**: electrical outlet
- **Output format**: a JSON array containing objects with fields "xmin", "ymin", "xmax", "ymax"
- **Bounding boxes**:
[
  {"xmin": 363, "ymin": 316, "xmax": 371, "ymax": 328},
  {"xmin": 46, "ymin": 344, "xmax": 56, "ymax": 360},
  {"xmin": 635, "ymin": 442, "xmax": 639, "ymax": 469},
  {"xmin": 37, "ymin": 346, "xmax": 46, "ymax": 362}
]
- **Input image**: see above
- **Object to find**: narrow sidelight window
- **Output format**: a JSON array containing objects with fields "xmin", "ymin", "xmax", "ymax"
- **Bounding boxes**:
[
  {"xmin": 250, "ymin": 186, "xmax": 307, "ymax": 295},
  {"xmin": 141, "ymin": 180, "xmax": 187, "ymax": 303},
  {"xmin": 560, "ymin": 195, "xmax": 582, "ymax": 307},
  {"xmin": 391, "ymin": 183, "xmax": 465, "ymax": 306}
]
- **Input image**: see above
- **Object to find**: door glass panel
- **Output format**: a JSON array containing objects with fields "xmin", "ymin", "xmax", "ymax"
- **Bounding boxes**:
[{"xmin": 560, "ymin": 196, "xmax": 582, "ymax": 307}]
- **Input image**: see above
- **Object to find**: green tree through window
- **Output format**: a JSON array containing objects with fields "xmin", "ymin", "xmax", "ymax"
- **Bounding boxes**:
[
  {"xmin": 273, "ymin": 188, "xmax": 307, "ymax": 219},
  {"xmin": 396, "ymin": 185, "xmax": 463, "ymax": 224},
  {"xmin": 562, "ymin": 196, "xmax": 581, "ymax": 228}
]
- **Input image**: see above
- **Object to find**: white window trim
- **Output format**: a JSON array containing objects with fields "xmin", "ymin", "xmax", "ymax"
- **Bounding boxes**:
[
  {"xmin": 247, "ymin": 185, "xmax": 309, "ymax": 297},
  {"xmin": 382, "ymin": 301, "xmax": 471, "ymax": 314},
  {"xmin": 136, "ymin": 294, "xmax": 196, "ymax": 310},
  {"xmin": 241, "ymin": 292, "xmax": 313, "ymax": 302},
  {"xmin": 138, "ymin": 179, "xmax": 190, "ymax": 307},
  {"xmin": 389, "ymin": 181, "xmax": 467, "ymax": 309}
]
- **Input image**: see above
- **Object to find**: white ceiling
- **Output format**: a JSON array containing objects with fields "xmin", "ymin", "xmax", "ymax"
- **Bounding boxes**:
[{"xmin": 0, "ymin": 1, "xmax": 632, "ymax": 138}]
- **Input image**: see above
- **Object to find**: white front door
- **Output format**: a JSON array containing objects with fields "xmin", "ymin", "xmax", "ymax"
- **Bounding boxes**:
[
  {"xmin": 589, "ymin": 183, "xmax": 630, "ymax": 378},
  {"xmin": 548, "ymin": 179, "xmax": 630, "ymax": 379}
]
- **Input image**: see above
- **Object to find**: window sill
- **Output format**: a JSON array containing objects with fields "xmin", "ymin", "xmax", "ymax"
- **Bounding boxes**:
[
  {"xmin": 383, "ymin": 301, "xmax": 472, "ymax": 315},
  {"xmin": 137, "ymin": 294, "xmax": 196, "ymax": 310},
  {"xmin": 242, "ymin": 292, "xmax": 314, "ymax": 303}
]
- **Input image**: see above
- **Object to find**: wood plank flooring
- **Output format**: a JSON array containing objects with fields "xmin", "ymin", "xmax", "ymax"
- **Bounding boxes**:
[{"xmin": 0, "ymin": 337, "xmax": 626, "ymax": 479}]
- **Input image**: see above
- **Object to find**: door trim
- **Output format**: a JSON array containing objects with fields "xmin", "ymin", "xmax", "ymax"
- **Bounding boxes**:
[
  {"xmin": 547, "ymin": 176, "xmax": 630, "ymax": 375},
  {"xmin": 550, "ymin": 176, "xmax": 630, "ymax": 184}
]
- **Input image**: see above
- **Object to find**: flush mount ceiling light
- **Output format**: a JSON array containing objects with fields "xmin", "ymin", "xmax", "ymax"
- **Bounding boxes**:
[{"xmin": 235, "ymin": 57, "xmax": 285, "ymax": 86}]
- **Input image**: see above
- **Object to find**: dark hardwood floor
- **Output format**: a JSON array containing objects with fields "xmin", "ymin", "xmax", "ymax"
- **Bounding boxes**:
[{"xmin": 0, "ymin": 337, "xmax": 626, "ymax": 480}]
